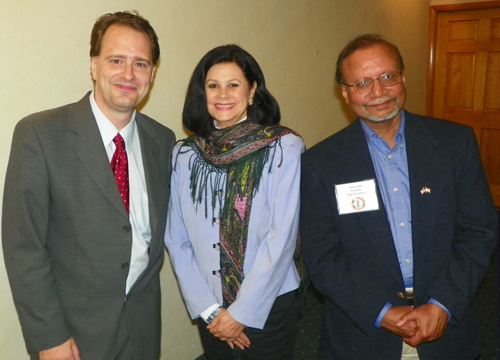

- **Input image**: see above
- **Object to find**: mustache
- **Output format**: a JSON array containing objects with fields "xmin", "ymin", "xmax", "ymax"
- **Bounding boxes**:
[{"xmin": 363, "ymin": 97, "xmax": 396, "ymax": 107}]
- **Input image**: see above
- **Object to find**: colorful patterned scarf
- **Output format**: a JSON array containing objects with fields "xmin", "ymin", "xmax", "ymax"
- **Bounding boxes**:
[{"xmin": 180, "ymin": 120, "xmax": 297, "ymax": 306}]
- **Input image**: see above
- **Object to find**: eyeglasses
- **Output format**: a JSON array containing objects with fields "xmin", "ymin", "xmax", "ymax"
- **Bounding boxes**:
[{"xmin": 342, "ymin": 71, "xmax": 402, "ymax": 94}]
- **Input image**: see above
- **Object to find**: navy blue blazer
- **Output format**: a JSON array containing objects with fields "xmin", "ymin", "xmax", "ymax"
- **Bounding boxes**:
[{"xmin": 300, "ymin": 111, "xmax": 498, "ymax": 360}]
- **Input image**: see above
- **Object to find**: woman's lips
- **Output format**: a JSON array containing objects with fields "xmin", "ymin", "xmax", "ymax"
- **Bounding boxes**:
[{"xmin": 214, "ymin": 103, "xmax": 235, "ymax": 111}]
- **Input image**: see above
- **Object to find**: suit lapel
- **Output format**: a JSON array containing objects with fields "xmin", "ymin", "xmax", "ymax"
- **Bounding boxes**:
[
  {"xmin": 405, "ymin": 112, "xmax": 445, "ymax": 274},
  {"xmin": 338, "ymin": 121, "xmax": 404, "ymax": 286},
  {"xmin": 136, "ymin": 114, "xmax": 161, "ymax": 243},
  {"xmin": 68, "ymin": 94, "xmax": 129, "ymax": 220}
]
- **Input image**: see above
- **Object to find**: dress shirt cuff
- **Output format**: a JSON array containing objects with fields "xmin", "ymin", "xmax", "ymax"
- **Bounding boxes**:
[
  {"xmin": 374, "ymin": 302, "xmax": 393, "ymax": 328},
  {"xmin": 200, "ymin": 303, "xmax": 221, "ymax": 322},
  {"xmin": 427, "ymin": 298, "xmax": 452, "ymax": 321}
]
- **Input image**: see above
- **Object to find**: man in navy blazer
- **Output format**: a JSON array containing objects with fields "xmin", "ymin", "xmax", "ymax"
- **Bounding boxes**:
[
  {"xmin": 2, "ymin": 12, "xmax": 175, "ymax": 360},
  {"xmin": 300, "ymin": 34, "xmax": 498, "ymax": 360}
]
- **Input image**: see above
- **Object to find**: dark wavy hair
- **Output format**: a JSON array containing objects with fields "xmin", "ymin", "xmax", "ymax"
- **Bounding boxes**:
[
  {"xmin": 335, "ymin": 34, "xmax": 405, "ymax": 85},
  {"xmin": 182, "ymin": 44, "xmax": 281, "ymax": 137},
  {"xmin": 90, "ymin": 10, "xmax": 160, "ymax": 66}
]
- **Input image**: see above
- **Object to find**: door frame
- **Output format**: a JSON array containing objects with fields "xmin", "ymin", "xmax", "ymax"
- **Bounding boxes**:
[{"xmin": 425, "ymin": 1, "xmax": 500, "ymax": 115}]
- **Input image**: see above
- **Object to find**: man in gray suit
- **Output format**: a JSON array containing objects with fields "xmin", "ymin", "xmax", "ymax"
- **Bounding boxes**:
[{"xmin": 2, "ymin": 11, "xmax": 175, "ymax": 360}]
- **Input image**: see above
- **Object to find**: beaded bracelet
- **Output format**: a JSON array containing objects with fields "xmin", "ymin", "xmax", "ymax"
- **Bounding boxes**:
[{"xmin": 206, "ymin": 306, "xmax": 223, "ymax": 324}]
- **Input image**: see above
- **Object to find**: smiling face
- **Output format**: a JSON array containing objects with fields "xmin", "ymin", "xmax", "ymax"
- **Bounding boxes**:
[
  {"xmin": 91, "ymin": 24, "xmax": 156, "ymax": 129},
  {"xmin": 341, "ymin": 44, "xmax": 406, "ymax": 125},
  {"xmin": 205, "ymin": 62, "xmax": 257, "ymax": 129}
]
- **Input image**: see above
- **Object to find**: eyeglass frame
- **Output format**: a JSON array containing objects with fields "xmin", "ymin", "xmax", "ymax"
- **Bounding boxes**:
[{"xmin": 341, "ymin": 71, "xmax": 403, "ymax": 94}]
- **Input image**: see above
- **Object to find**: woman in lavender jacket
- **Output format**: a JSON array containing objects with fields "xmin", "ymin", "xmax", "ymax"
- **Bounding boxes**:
[{"xmin": 165, "ymin": 44, "xmax": 303, "ymax": 360}]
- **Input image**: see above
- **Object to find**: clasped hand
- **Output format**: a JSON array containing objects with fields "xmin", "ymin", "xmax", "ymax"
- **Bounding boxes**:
[
  {"xmin": 381, "ymin": 303, "xmax": 448, "ymax": 347},
  {"xmin": 207, "ymin": 308, "xmax": 251, "ymax": 350}
]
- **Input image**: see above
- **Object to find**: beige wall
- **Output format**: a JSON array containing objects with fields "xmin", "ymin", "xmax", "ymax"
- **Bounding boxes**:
[{"xmin": 0, "ymin": 1, "xmax": 430, "ymax": 359}]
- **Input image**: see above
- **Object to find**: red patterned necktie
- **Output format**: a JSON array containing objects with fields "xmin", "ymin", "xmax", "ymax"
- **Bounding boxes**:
[{"xmin": 111, "ymin": 134, "xmax": 129, "ymax": 214}]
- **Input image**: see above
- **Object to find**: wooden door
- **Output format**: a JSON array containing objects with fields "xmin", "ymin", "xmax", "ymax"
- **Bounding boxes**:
[{"xmin": 427, "ymin": 1, "xmax": 500, "ymax": 207}]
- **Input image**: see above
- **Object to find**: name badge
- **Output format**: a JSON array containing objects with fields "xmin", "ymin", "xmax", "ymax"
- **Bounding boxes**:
[{"xmin": 335, "ymin": 179, "xmax": 379, "ymax": 215}]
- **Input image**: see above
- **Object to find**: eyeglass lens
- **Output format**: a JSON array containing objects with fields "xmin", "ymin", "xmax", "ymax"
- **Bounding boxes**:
[{"xmin": 353, "ymin": 72, "xmax": 400, "ymax": 93}]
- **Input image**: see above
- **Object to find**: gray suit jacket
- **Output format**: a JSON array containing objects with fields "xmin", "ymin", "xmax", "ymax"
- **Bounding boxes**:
[{"xmin": 2, "ymin": 93, "xmax": 175, "ymax": 359}]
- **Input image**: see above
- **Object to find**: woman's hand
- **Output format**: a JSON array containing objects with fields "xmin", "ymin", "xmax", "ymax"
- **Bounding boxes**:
[
  {"xmin": 207, "ymin": 308, "xmax": 251, "ymax": 348},
  {"xmin": 227, "ymin": 332, "xmax": 251, "ymax": 350}
]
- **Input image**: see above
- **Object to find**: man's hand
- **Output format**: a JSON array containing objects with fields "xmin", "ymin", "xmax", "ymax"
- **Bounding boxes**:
[
  {"xmin": 397, "ymin": 303, "xmax": 448, "ymax": 347},
  {"xmin": 207, "ymin": 308, "xmax": 250, "ymax": 347},
  {"xmin": 380, "ymin": 306, "xmax": 418, "ymax": 338},
  {"xmin": 39, "ymin": 338, "xmax": 81, "ymax": 360}
]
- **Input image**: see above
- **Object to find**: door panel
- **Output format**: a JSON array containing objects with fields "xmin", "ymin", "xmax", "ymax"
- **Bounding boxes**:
[
  {"xmin": 485, "ymin": 52, "xmax": 500, "ymax": 109},
  {"xmin": 427, "ymin": 2, "xmax": 500, "ymax": 206}
]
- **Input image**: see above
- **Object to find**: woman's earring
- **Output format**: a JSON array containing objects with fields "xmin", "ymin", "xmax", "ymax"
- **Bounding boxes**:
[{"xmin": 248, "ymin": 98, "xmax": 254, "ymax": 106}]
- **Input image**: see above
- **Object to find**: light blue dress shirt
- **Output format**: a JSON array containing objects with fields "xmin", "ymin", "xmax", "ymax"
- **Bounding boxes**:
[
  {"xmin": 360, "ymin": 111, "xmax": 450, "ymax": 327},
  {"xmin": 361, "ymin": 113, "xmax": 414, "ymax": 289}
]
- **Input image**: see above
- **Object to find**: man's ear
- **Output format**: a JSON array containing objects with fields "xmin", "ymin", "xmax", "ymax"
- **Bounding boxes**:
[
  {"xmin": 341, "ymin": 85, "xmax": 350, "ymax": 105},
  {"xmin": 150, "ymin": 66, "xmax": 157, "ymax": 83},
  {"xmin": 91, "ymin": 57, "xmax": 98, "ymax": 81}
]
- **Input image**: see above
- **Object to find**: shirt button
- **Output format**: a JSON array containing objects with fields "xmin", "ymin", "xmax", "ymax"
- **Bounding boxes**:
[
  {"xmin": 123, "ymin": 225, "xmax": 131, "ymax": 232},
  {"xmin": 393, "ymin": 187, "xmax": 399, "ymax": 192},
  {"xmin": 388, "ymin": 155, "xmax": 392, "ymax": 159},
  {"xmin": 405, "ymin": 259, "xmax": 411, "ymax": 263},
  {"xmin": 399, "ymin": 222, "xmax": 405, "ymax": 227},
  {"xmin": 121, "ymin": 262, "xmax": 130, "ymax": 269}
]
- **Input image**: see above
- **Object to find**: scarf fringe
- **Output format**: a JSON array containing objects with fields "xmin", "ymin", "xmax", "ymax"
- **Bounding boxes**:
[
  {"xmin": 178, "ymin": 139, "xmax": 284, "ymax": 220},
  {"xmin": 177, "ymin": 121, "xmax": 299, "ymax": 306}
]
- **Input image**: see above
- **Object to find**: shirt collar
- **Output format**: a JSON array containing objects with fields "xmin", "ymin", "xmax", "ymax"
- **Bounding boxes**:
[
  {"xmin": 213, "ymin": 117, "xmax": 247, "ymax": 130},
  {"xmin": 89, "ymin": 91, "xmax": 136, "ymax": 147},
  {"xmin": 360, "ymin": 110, "xmax": 406, "ymax": 147}
]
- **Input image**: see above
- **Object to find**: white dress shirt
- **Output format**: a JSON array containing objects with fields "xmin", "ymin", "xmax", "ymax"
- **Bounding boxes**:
[{"xmin": 89, "ymin": 93, "xmax": 151, "ymax": 294}]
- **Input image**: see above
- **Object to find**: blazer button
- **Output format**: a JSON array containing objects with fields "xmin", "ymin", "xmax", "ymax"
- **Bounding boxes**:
[
  {"xmin": 397, "ymin": 292, "xmax": 405, "ymax": 299},
  {"xmin": 122, "ymin": 262, "xmax": 130, "ymax": 269},
  {"xmin": 123, "ymin": 225, "xmax": 131, "ymax": 233}
]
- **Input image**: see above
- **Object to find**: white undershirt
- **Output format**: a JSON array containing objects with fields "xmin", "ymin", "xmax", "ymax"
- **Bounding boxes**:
[{"xmin": 89, "ymin": 92, "xmax": 151, "ymax": 294}]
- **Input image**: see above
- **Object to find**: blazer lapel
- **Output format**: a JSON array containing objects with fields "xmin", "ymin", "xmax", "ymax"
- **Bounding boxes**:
[
  {"xmin": 338, "ymin": 121, "xmax": 404, "ymax": 286},
  {"xmin": 405, "ymin": 112, "xmax": 446, "ymax": 273},
  {"xmin": 68, "ymin": 94, "xmax": 129, "ymax": 220},
  {"xmin": 136, "ymin": 114, "xmax": 161, "ymax": 241}
]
